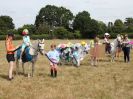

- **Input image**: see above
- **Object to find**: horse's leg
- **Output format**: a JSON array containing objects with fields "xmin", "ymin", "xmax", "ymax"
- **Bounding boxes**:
[
  {"xmin": 28, "ymin": 62, "xmax": 31, "ymax": 77},
  {"xmin": 32, "ymin": 62, "xmax": 35, "ymax": 77},
  {"xmin": 110, "ymin": 50, "xmax": 114, "ymax": 62},
  {"xmin": 22, "ymin": 62, "xmax": 25, "ymax": 75},
  {"xmin": 16, "ymin": 59, "xmax": 19, "ymax": 75},
  {"xmin": 77, "ymin": 60, "xmax": 80, "ymax": 67},
  {"xmin": 111, "ymin": 54, "xmax": 114, "ymax": 62},
  {"xmin": 111, "ymin": 53, "xmax": 115, "ymax": 62}
]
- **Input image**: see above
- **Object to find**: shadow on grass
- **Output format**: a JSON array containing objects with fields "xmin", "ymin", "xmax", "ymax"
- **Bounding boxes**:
[
  {"xmin": 0, "ymin": 74, "xmax": 8, "ymax": 80},
  {"xmin": 20, "ymin": 73, "xmax": 28, "ymax": 77}
]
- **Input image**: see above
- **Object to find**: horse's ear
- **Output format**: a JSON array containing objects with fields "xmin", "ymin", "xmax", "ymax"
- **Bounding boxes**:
[{"xmin": 42, "ymin": 39, "xmax": 45, "ymax": 43}]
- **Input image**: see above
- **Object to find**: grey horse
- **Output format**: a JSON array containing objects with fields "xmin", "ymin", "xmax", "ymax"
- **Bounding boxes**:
[
  {"xmin": 15, "ymin": 39, "xmax": 45, "ymax": 77},
  {"xmin": 110, "ymin": 35, "xmax": 122, "ymax": 62}
]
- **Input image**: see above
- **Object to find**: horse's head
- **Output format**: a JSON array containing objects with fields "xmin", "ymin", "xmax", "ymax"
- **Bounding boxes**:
[
  {"xmin": 38, "ymin": 39, "xmax": 45, "ymax": 55},
  {"xmin": 116, "ymin": 34, "xmax": 122, "ymax": 44}
]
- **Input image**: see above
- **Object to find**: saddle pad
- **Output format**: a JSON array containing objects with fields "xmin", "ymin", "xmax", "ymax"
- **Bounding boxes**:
[{"xmin": 17, "ymin": 47, "xmax": 33, "ymax": 62}]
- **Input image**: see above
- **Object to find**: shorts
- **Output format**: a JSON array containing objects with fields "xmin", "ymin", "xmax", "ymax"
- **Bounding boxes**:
[
  {"xmin": 6, "ymin": 54, "xmax": 15, "ymax": 63},
  {"xmin": 50, "ymin": 62, "xmax": 57, "ymax": 69}
]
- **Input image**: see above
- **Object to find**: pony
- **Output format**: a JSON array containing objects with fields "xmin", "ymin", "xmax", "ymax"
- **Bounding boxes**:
[
  {"xmin": 15, "ymin": 39, "xmax": 45, "ymax": 77},
  {"xmin": 110, "ymin": 35, "xmax": 122, "ymax": 62}
]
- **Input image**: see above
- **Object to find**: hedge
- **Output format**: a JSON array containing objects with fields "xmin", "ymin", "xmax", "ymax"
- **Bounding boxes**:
[
  {"xmin": 98, "ymin": 33, "xmax": 133, "ymax": 39},
  {"xmin": 0, "ymin": 33, "xmax": 133, "ymax": 40},
  {"xmin": 31, "ymin": 34, "xmax": 52, "ymax": 40},
  {"xmin": 0, "ymin": 34, "xmax": 52, "ymax": 40}
]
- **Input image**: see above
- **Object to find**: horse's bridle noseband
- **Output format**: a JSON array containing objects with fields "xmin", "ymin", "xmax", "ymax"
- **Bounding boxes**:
[{"xmin": 38, "ymin": 43, "xmax": 44, "ymax": 55}]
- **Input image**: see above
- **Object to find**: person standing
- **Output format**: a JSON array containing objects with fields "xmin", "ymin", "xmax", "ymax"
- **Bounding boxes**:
[
  {"xmin": 45, "ymin": 44, "xmax": 60, "ymax": 77},
  {"xmin": 5, "ymin": 33, "xmax": 18, "ymax": 80},
  {"xmin": 122, "ymin": 34, "xmax": 131, "ymax": 63},
  {"xmin": 103, "ymin": 33, "xmax": 111, "ymax": 54},
  {"xmin": 90, "ymin": 36, "xmax": 100, "ymax": 66}
]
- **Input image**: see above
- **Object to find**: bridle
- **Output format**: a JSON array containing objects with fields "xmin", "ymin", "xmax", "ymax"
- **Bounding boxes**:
[
  {"xmin": 38, "ymin": 42, "xmax": 44, "ymax": 55},
  {"xmin": 29, "ymin": 42, "xmax": 44, "ymax": 55}
]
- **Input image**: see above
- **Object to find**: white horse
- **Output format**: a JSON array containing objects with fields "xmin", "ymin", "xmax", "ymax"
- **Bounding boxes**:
[
  {"xmin": 110, "ymin": 35, "xmax": 122, "ymax": 62},
  {"xmin": 16, "ymin": 39, "xmax": 45, "ymax": 77}
]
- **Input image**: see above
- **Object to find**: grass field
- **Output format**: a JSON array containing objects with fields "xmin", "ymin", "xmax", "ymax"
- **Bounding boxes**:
[{"xmin": 0, "ymin": 40, "xmax": 133, "ymax": 99}]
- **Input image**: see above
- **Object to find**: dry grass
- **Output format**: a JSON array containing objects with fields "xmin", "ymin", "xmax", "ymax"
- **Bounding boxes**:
[{"xmin": 0, "ymin": 40, "xmax": 133, "ymax": 99}]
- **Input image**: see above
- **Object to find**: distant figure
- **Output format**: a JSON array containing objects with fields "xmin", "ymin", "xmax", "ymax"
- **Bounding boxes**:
[
  {"xmin": 5, "ymin": 33, "xmax": 18, "ymax": 80},
  {"xmin": 20, "ymin": 29, "xmax": 31, "ymax": 62},
  {"xmin": 46, "ymin": 44, "xmax": 60, "ymax": 77},
  {"xmin": 122, "ymin": 34, "xmax": 131, "ymax": 63},
  {"xmin": 103, "ymin": 33, "xmax": 111, "ymax": 54},
  {"xmin": 90, "ymin": 36, "xmax": 100, "ymax": 66}
]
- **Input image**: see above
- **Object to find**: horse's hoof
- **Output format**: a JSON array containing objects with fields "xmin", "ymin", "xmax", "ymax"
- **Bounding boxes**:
[{"xmin": 28, "ymin": 74, "xmax": 31, "ymax": 78}]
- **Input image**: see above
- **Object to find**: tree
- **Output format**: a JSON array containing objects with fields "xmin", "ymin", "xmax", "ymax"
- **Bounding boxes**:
[
  {"xmin": 87, "ymin": 19, "xmax": 100, "ymax": 38},
  {"xmin": 17, "ymin": 24, "xmax": 36, "ymax": 35},
  {"xmin": 124, "ymin": 17, "xmax": 133, "ymax": 33},
  {"xmin": 0, "ymin": 16, "xmax": 15, "ymax": 35},
  {"xmin": 35, "ymin": 5, "xmax": 74, "ymax": 28},
  {"xmin": 107, "ymin": 22, "xmax": 114, "ymax": 33},
  {"xmin": 73, "ymin": 30, "xmax": 81, "ymax": 39},
  {"xmin": 73, "ymin": 11, "xmax": 103, "ymax": 38},
  {"xmin": 125, "ymin": 18, "xmax": 133, "ymax": 26},
  {"xmin": 113, "ymin": 19, "xmax": 125, "ymax": 33},
  {"xmin": 98, "ymin": 21, "xmax": 107, "ymax": 34},
  {"xmin": 73, "ymin": 11, "xmax": 91, "ymax": 38},
  {"xmin": 35, "ymin": 23, "xmax": 50, "ymax": 35},
  {"xmin": 54, "ymin": 27, "xmax": 69, "ymax": 39}
]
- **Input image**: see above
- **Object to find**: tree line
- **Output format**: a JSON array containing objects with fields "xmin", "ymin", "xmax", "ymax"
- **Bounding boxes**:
[{"xmin": 0, "ymin": 5, "xmax": 133, "ymax": 39}]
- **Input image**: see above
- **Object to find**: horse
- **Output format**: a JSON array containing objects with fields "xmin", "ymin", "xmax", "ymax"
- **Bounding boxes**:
[
  {"xmin": 110, "ymin": 35, "xmax": 122, "ymax": 62},
  {"xmin": 15, "ymin": 39, "xmax": 45, "ymax": 77}
]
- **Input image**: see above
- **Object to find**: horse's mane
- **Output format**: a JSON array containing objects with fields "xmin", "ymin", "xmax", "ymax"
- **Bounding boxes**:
[
  {"xmin": 111, "ymin": 38, "xmax": 119, "ymax": 48},
  {"xmin": 32, "ymin": 40, "xmax": 39, "ymax": 49}
]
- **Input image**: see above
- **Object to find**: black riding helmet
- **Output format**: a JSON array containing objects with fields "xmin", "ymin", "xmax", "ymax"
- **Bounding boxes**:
[{"xmin": 8, "ymin": 32, "xmax": 14, "ymax": 38}]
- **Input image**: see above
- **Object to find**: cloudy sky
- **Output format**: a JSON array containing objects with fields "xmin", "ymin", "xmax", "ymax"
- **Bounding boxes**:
[{"xmin": 0, "ymin": 0, "xmax": 133, "ymax": 28}]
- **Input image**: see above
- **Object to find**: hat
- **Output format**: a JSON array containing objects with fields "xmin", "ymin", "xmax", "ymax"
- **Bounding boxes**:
[
  {"xmin": 22, "ymin": 29, "xmax": 29, "ymax": 35},
  {"xmin": 81, "ymin": 41, "xmax": 86, "ymax": 46},
  {"xmin": 8, "ymin": 32, "xmax": 14, "ymax": 37},
  {"xmin": 104, "ymin": 33, "xmax": 110, "ymax": 36}
]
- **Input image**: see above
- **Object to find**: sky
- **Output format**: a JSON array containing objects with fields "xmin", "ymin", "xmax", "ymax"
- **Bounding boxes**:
[{"xmin": 0, "ymin": 0, "xmax": 133, "ymax": 28}]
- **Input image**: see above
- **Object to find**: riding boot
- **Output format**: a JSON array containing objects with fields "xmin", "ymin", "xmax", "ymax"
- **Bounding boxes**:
[
  {"xmin": 94, "ymin": 60, "xmax": 97, "ymax": 66},
  {"xmin": 51, "ymin": 69, "xmax": 53, "ymax": 77},
  {"xmin": 54, "ymin": 70, "xmax": 57, "ymax": 77}
]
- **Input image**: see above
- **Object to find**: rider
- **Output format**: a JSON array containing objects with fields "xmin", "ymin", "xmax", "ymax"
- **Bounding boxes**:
[
  {"xmin": 104, "ymin": 33, "xmax": 111, "ymax": 54},
  {"xmin": 20, "ymin": 29, "xmax": 31, "ymax": 62}
]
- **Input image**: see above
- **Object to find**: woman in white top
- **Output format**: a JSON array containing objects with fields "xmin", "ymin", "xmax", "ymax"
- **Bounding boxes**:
[{"xmin": 103, "ymin": 33, "xmax": 111, "ymax": 54}]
